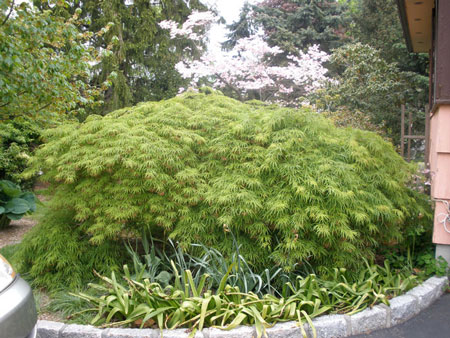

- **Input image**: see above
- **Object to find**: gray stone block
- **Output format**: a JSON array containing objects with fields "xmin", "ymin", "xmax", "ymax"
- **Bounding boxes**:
[
  {"xmin": 311, "ymin": 315, "xmax": 349, "ymax": 338},
  {"xmin": 36, "ymin": 320, "xmax": 65, "ymax": 338},
  {"xmin": 423, "ymin": 276, "xmax": 449, "ymax": 297},
  {"xmin": 388, "ymin": 295, "xmax": 419, "ymax": 326},
  {"xmin": 350, "ymin": 305, "xmax": 388, "ymax": 335},
  {"xmin": 161, "ymin": 328, "xmax": 207, "ymax": 338},
  {"xmin": 378, "ymin": 304, "xmax": 391, "ymax": 328},
  {"xmin": 209, "ymin": 325, "xmax": 256, "ymax": 338},
  {"xmin": 406, "ymin": 284, "xmax": 437, "ymax": 310},
  {"xmin": 265, "ymin": 321, "xmax": 310, "ymax": 338},
  {"xmin": 60, "ymin": 324, "xmax": 102, "ymax": 338},
  {"xmin": 107, "ymin": 327, "xmax": 158, "ymax": 338}
]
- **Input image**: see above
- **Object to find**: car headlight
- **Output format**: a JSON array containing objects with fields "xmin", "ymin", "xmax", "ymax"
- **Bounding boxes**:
[{"xmin": 0, "ymin": 254, "xmax": 16, "ymax": 292}]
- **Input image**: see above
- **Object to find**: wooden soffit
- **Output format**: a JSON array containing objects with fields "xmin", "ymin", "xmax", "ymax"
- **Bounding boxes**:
[{"xmin": 397, "ymin": 0, "xmax": 434, "ymax": 52}]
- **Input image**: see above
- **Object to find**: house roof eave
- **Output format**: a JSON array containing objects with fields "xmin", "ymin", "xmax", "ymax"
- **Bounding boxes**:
[
  {"xmin": 396, "ymin": 0, "xmax": 434, "ymax": 53},
  {"xmin": 396, "ymin": 0, "xmax": 414, "ymax": 53}
]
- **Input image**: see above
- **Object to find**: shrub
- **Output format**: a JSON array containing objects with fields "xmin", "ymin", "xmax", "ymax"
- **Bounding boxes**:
[
  {"xmin": 22, "ymin": 90, "xmax": 431, "ymax": 286},
  {"xmin": 0, "ymin": 118, "xmax": 40, "ymax": 188},
  {"xmin": 15, "ymin": 206, "xmax": 127, "ymax": 290}
]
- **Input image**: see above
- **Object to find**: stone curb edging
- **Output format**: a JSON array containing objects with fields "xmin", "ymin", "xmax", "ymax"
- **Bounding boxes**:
[{"xmin": 36, "ymin": 276, "xmax": 449, "ymax": 338}]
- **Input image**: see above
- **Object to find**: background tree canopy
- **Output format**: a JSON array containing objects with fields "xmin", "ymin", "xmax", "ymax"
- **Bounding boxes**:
[
  {"xmin": 0, "ymin": 0, "xmax": 112, "ymax": 123},
  {"xmin": 35, "ymin": 0, "xmax": 209, "ymax": 116},
  {"xmin": 223, "ymin": 0, "xmax": 348, "ymax": 53},
  {"xmin": 223, "ymin": 0, "xmax": 429, "ymax": 146},
  {"xmin": 348, "ymin": 0, "xmax": 428, "ymax": 76},
  {"xmin": 309, "ymin": 43, "xmax": 428, "ymax": 141},
  {"xmin": 345, "ymin": 0, "xmax": 429, "ymax": 145}
]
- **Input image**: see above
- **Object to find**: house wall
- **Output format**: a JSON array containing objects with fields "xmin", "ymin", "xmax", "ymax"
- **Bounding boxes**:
[
  {"xmin": 434, "ymin": 0, "xmax": 450, "ymax": 103},
  {"xmin": 398, "ymin": 0, "xmax": 450, "ymax": 263},
  {"xmin": 430, "ymin": 105, "xmax": 450, "ymax": 247}
]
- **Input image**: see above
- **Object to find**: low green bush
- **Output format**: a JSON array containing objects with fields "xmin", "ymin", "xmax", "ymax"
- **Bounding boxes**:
[
  {"xmin": 21, "ymin": 90, "xmax": 431, "ymax": 288},
  {"xmin": 415, "ymin": 251, "xmax": 448, "ymax": 277}
]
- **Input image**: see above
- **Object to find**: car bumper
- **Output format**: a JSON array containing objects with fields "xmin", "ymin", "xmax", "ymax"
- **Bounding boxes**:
[{"xmin": 0, "ymin": 276, "xmax": 37, "ymax": 338}]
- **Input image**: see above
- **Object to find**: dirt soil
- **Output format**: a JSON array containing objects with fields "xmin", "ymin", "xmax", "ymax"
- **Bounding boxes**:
[
  {"xmin": 37, "ymin": 293, "xmax": 64, "ymax": 322},
  {"xmin": 0, "ymin": 181, "xmax": 49, "ymax": 249},
  {"xmin": 0, "ymin": 217, "xmax": 37, "ymax": 249}
]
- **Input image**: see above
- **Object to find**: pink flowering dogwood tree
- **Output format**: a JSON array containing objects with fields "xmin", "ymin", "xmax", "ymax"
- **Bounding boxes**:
[
  {"xmin": 159, "ymin": 10, "xmax": 217, "ymax": 43},
  {"xmin": 160, "ymin": 11, "xmax": 330, "ymax": 106}
]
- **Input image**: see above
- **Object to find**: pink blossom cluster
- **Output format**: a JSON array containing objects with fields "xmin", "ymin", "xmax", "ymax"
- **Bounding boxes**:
[
  {"xmin": 160, "ymin": 11, "xmax": 330, "ymax": 105},
  {"xmin": 159, "ymin": 11, "xmax": 216, "ymax": 41}
]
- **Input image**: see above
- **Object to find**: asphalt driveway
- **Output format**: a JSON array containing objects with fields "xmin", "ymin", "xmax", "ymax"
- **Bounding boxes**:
[{"xmin": 352, "ymin": 292, "xmax": 450, "ymax": 338}]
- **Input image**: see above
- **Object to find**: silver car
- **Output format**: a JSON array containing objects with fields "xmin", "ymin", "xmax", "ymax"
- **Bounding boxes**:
[{"xmin": 0, "ymin": 254, "xmax": 37, "ymax": 338}]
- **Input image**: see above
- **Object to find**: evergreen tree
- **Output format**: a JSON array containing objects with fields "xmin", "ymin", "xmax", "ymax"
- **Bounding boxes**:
[
  {"xmin": 224, "ymin": 0, "xmax": 349, "ymax": 54},
  {"xmin": 222, "ymin": 2, "xmax": 256, "ymax": 51},
  {"xmin": 37, "ymin": 0, "xmax": 207, "ymax": 115}
]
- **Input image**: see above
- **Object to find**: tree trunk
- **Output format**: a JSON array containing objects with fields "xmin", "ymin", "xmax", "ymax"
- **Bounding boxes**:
[{"xmin": 0, "ymin": 214, "xmax": 11, "ymax": 230}]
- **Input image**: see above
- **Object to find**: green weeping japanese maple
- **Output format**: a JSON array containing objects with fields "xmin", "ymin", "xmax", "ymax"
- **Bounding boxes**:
[{"xmin": 21, "ymin": 90, "xmax": 430, "ymax": 278}]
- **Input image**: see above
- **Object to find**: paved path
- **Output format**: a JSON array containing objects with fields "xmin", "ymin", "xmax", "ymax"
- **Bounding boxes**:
[{"xmin": 352, "ymin": 292, "xmax": 450, "ymax": 338}]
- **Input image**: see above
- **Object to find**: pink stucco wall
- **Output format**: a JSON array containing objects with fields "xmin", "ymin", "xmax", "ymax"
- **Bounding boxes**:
[{"xmin": 430, "ymin": 105, "xmax": 450, "ymax": 245}]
